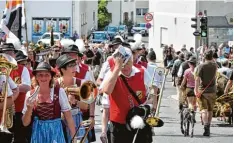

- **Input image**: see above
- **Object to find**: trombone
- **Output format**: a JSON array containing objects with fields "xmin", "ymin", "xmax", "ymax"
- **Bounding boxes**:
[
  {"xmin": 71, "ymin": 119, "xmax": 95, "ymax": 143},
  {"xmin": 0, "ymin": 54, "xmax": 18, "ymax": 134},
  {"xmin": 145, "ymin": 67, "xmax": 168, "ymax": 127}
]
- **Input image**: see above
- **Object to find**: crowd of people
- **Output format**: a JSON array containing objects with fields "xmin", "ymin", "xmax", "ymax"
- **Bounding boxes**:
[{"xmin": 0, "ymin": 34, "xmax": 232, "ymax": 143}]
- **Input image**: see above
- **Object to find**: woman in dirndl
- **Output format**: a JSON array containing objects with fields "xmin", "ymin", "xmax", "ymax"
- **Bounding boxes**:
[
  {"xmin": 56, "ymin": 54, "xmax": 88, "ymax": 143},
  {"xmin": 22, "ymin": 62, "xmax": 76, "ymax": 143}
]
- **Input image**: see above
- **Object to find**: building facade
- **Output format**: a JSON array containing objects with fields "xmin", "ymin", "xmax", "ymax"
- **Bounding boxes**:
[
  {"xmin": 107, "ymin": 0, "xmax": 149, "ymax": 26},
  {"xmin": 0, "ymin": 1, "xmax": 98, "ymax": 43},
  {"xmin": 148, "ymin": 0, "xmax": 233, "ymax": 61}
]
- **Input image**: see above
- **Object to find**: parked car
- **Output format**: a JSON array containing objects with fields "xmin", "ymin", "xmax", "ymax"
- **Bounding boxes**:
[
  {"xmin": 104, "ymin": 26, "xmax": 118, "ymax": 41},
  {"xmin": 131, "ymin": 23, "xmax": 148, "ymax": 36},
  {"xmin": 118, "ymin": 25, "xmax": 128, "ymax": 39},
  {"xmin": 89, "ymin": 31, "xmax": 110, "ymax": 44},
  {"xmin": 37, "ymin": 32, "xmax": 64, "ymax": 46}
]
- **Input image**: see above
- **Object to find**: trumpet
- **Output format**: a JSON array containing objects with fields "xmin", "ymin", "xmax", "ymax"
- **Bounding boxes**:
[
  {"xmin": 65, "ymin": 81, "xmax": 98, "ymax": 104},
  {"xmin": 0, "ymin": 54, "xmax": 18, "ymax": 133}
]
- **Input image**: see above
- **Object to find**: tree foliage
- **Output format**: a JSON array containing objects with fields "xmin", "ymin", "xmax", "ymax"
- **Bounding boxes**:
[{"xmin": 98, "ymin": 0, "xmax": 111, "ymax": 30}]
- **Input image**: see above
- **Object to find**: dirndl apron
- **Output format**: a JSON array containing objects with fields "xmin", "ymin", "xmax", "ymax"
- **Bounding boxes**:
[{"xmin": 30, "ymin": 88, "xmax": 65, "ymax": 143}]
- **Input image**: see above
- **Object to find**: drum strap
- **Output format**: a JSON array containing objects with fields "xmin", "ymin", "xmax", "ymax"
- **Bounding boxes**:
[{"xmin": 120, "ymin": 75, "xmax": 142, "ymax": 105}]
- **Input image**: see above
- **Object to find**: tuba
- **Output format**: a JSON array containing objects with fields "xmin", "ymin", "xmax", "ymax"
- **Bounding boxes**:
[
  {"xmin": 65, "ymin": 81, "xmax": 98, "ymax": 104},
  {"xmin": 0, "ymin": 54, "xmax": 18, "ymax": 133}
]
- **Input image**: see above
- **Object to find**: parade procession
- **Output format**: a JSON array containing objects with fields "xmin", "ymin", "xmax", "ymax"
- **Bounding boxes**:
[{"xmin": 0, "ymin": 0, "xmax": 233, "ymax": 143}]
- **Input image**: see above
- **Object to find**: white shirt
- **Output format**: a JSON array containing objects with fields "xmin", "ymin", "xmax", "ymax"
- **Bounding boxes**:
[
  {"xmin": 0, "ymin": 75, "xmax": 17, "ymax": 97},
  {"xmin": 100, "ymin": 66, "xmax": 152, "ymax": 108},
  {"xmin": 98, "ymin": 57, "xmax": 112, "ymax": 80},
  {"xmin": 177, "ymin": 65, "xmax": 183, "ymax": 77},
  {"xmin": 22, "ymin": 86, "xmax": 71, "ymax": 114},
  {"xmin": 21, "ymin": 67, "xmax": 31, "ymax": 86}
]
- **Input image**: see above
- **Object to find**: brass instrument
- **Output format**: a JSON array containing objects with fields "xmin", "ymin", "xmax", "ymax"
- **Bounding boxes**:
[
  {"xmin": 0, "ymin": 54, "xmax": 18, "ymax": 133},
  {"xmin": 216, "ymin": 72, "xmax": 229, "ymax": 96},
  {"xmin": 72, "ymin": 120, "xmax": 95, "ymax": 143},
  {"xmin": 146, "ymin": 67, "xmax": 168, "ymax": 127},
  {"xmin": 64, "ymin": 81, "xmax": 98, "ymax": 104},
  {"xmin": 213, "ymin": 92, "xmax": 233, "ymax": 123}
]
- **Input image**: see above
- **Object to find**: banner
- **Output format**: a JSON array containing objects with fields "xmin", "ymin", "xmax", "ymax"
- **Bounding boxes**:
[
  {"xmin": 58, "ymin": 18, "xmax": 70, "ymax": 36},
  {"xmin": 45, "ymin": 18, "xmax": 57, "ymax": 32},
  {"xmin": 0, "ymin": 0, "xmax": 23, "ymax": 40},
  {"xmin": 32, "ymin": 18, "xmax": 44, "ymax": 36}
]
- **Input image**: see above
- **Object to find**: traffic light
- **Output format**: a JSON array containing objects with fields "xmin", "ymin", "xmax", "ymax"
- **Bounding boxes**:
[
  {"xmin": 191, "ymin": 17, "xmax": 198, "ymax": 29},
  {"xmin": 191, "ymin": 17, "xmax": 200, "ymax": 36},
  {"xmin": 200, "ymin": 17, "xmax": 208, "ymax": 37}
]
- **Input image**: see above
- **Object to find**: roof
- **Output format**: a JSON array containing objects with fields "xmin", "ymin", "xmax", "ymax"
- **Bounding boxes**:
[{"xmin": 208, "ymin": 16, "xmax": 233, "ymax": 28}]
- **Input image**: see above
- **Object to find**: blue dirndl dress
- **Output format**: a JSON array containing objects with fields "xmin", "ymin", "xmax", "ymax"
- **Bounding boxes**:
[
  {"xmin": 30, "ymin": 92, "xmax": 66, "ymax": 143},
  {"xmin": 64, "ymin": 108, "xmax": 88, "ymax": 143},
  {"xmin": 31, "ymin": 117, "xmax": 65, "ymax": 143}
]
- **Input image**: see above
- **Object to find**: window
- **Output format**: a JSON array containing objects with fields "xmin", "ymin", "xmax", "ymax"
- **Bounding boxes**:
[
  {"xmin": 93, "ymin": 11, "xmax": 95, "ymax": 22},
  {"xmin": 124, "ymin": 12, "xmax": 129, "ymax": 21},
  {"xmin": 136, "ymin": 8, "xmax": 149, "ymax": 16},
  {"xmin": 109, "ymin": 13, "xmax": 112, "ymax": 22},
  {"xmin": 131, "ymin": 11, "xmax": 134, "ymax": 21},
  {"xmin": 93, "ymin": 33, "xmax": 106, "ymax": 40},
  {"xmin": 142, "ymin": 8, "xmax": 148, "ymax": 16},
  {"xmin": 81, "ymin": 14, "xmax": 83, "ymax": 25},
  {"xmin": 136, "ymin": 8, "xmax": 141, "ymax": 16}
]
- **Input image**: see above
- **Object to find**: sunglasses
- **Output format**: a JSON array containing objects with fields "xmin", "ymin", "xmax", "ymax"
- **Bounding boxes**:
[{"xmin": 66, "ymin": 62, "xmax": 76, "ymax": 68}]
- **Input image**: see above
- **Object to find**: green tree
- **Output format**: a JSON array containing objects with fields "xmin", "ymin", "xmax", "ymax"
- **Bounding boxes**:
[{"xmin": 98, "ymin": 0, "xmax": 111, "ymax": 30}]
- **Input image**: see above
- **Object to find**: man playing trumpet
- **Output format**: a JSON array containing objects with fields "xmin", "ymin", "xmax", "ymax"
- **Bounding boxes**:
[
  {"xmin": 100, "ymin": 47, "xmax": 158, "ymax": 143},
  {"xmin": 56, "ymin": 54, "xmax": 88, "ymax": 143}
]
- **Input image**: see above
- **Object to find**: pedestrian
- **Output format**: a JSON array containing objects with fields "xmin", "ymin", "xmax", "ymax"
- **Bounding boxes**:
[
  {"xmin": 100, "ymin": 47, "xmax": 157, "ymax": 143},
  {"xmin": 180, "ymin": 56, "xmax": 197, "ymax": 117},
  {"xmin": 56, "ymin": 54, "xmax": 87, "ymax": 143},
  {"xmin": 195, "ymin": 49, "xmax": 217, "ymax": 136},
  {"xmin": 22, "ymin": 62, "xmax": 77, "ymax": 143},
  {"xmin": 177, "ymin": 52, "xmax": 193, "ymax": 110}
]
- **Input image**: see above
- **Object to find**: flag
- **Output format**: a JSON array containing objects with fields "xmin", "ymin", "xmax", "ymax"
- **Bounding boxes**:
[{"xmin": 0, "ymin": 0, "xmax": 23, "ymax": 41}]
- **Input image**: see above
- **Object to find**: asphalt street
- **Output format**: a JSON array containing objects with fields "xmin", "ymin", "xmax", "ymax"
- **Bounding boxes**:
[
  {"xmin": 93, "ymin": 76, "xmax": 233, "ymax": 143},
  {"xmin": 93, "ymin": 37, "xmax": 232, "ymax": 143}
]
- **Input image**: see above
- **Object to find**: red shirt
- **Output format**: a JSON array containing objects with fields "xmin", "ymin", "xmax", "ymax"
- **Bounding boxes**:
[
  {"xmin": 137, "ymin": 61, "xmax": 147, "ymax": 68},
  {"xmin": 109, "ymin": 68, "xmax": 146, "ymax": 124},
  {"xmin": 10, "ymin": 65, "xmax": 26, "ymax": 112},
  {"xmin": 75, "ymin": 64, "xmax": 88, "ymax": 80}
]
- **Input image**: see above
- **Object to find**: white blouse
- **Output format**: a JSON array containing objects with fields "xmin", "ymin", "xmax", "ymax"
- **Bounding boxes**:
[{"xmin": 22, "ymin": 86, "xmax": 71, "ymax": 114}]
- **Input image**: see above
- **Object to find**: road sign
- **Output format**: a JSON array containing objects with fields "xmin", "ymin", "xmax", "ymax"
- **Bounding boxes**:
[
  {"xmin": 144, "ymin": 13, "xmax": 153, "ymax": 22},
  {"xmin": 193, "ymin": 30, "xmax": 200, "ymax": 36},
  {"xmin": 146, "ymin": 23, "xmax": 152, "ymax": 29},
  {"xmin": 197, "ymin": 11, "xmax": 203, "ymax": 17}
]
